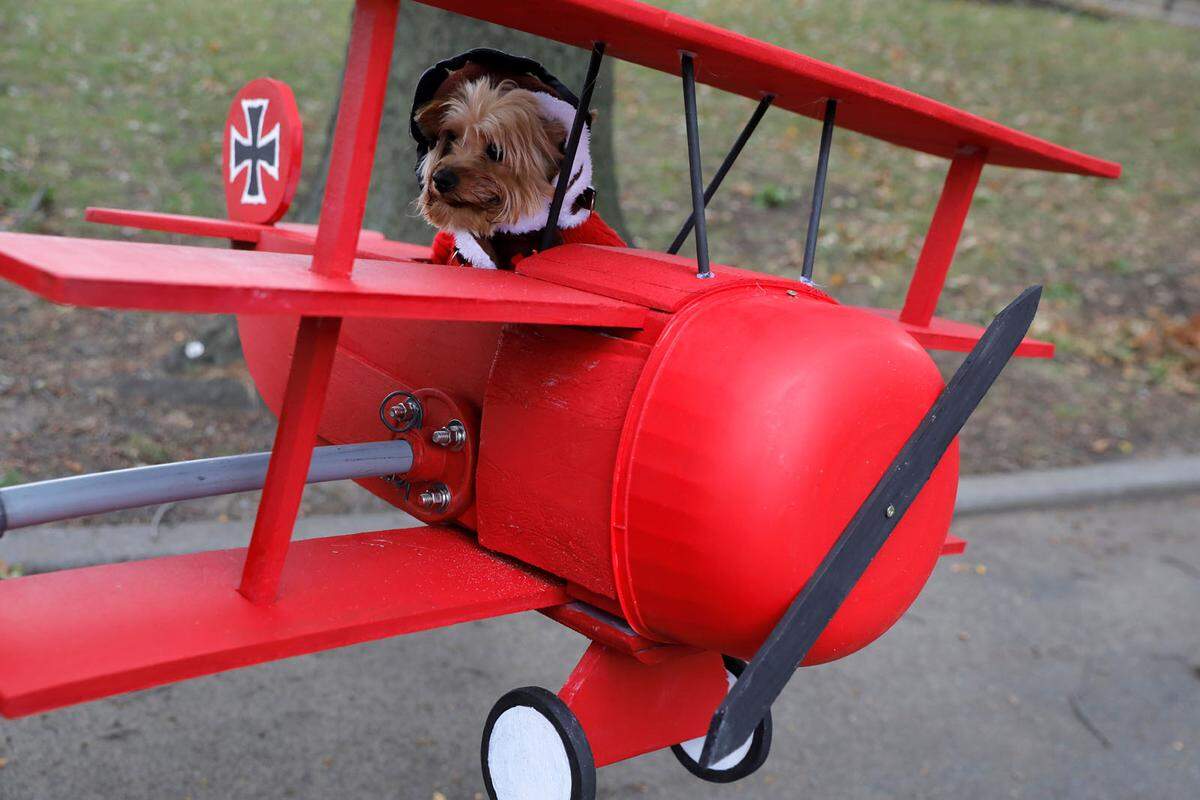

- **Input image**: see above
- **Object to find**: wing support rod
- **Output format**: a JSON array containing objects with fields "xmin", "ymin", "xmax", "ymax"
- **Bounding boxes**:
[
  {"xmin": 900, "ymin": 148, "xmax": 988, "ymax": 327},
  {"xmin": 680, "ymin": 53, "xmax": 713, "ymax": 279},
  {"xmin": 240, "ymin": 0, "xmax": 398, "ymax": 606},
  {"xmin": 0, "ymin": 441, "xmax": 413, "ymax": 536},
  {"xmin": 801, "ymin": 98, "xmax": 838, "ymax": 282},
  {"xmin": 311, "ymin": 0, "xmax": 400, "ymax": 278},
  {"xmin": 239, "ymin": 316, "xmax": 344, "ymax": 605},
  {"xmin": 667, "ymin": 94, "xmax": 774, "ymax": 255},
  {"xmin": 540, "ymin": 42, "xmax": 606, "ymax": 253}
]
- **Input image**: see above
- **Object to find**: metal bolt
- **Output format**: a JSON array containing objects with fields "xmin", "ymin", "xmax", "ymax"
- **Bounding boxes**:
[
  {"xmin": 786, "ymin": 289, "xmax": 799, "ymax": 297},
  {"xmin": 389, "ymin": 400, "xmax": 417, "ymax": 422},
  {"xmin": 418, "ymin": 484, "xmax": 452, "ymax": 512},
  {"xmin": 380, "ymin": 391, "xmax": 423, "ymax": 434},
  {"xmin": 430, "ymin": 419, "xmax": 467, "ymax": 450},
  {"xmin": 885, "ymin": 504, "xmax": 896, "ymax": 518}
]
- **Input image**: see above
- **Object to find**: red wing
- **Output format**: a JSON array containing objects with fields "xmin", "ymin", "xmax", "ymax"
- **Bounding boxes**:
[
  {"xmin": 863, "ymin": 307, "xmax": 1055, "ymax": 359},
  {"xmin": 85, "ymin": 207, "xmax": 274, "ymax": 243},
  {"xmin": 417, "ymin": 0, "xmax": 1119, "ymax": 178},
  {"xmin": 84, "ymin": 207, "xmax": 433, "ymax": 263},
  {"xmin": 941, "ymin": 535, "xmax": 968, "ymax": 556},
  {"xmin": 0, "ymin": 526, "xmax": 568, "ymax": 718},
  {"xmin": 0, "ymin": 232, "xmax": 645, "ymax": 327}
]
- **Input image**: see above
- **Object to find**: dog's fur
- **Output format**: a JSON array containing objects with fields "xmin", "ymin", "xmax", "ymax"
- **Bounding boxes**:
[{"xmin": 416, "ymin": 78, "xmax": 567, "ymax": 238}]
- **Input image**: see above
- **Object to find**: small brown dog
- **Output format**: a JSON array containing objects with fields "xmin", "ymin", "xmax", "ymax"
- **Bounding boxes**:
[
  {"xmin": 416, "ymin": 78, "xmax": 566, "ymax": 237},
  {"xmin": 410, "ymin": 49, "xmax": 624, "ymax": 269}
]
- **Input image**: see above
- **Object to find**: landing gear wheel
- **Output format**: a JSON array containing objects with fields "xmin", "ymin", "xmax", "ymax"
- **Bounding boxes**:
[
  {"xmin": 671, "ymin": 657, "xmax": 773, "ymax": 784},
  {"xmin": 481, "ymin": 686, "xmax": 597, "ymax": 800}
]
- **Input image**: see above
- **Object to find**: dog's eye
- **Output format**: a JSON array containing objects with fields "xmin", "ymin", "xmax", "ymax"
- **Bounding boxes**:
[
  {"xmin": 485, "ymin": 142, "xmax": 502, "ymax": 162},
  {"xmin": 441, "ymin": 132, "xmax": 456, "ymax": 148}
]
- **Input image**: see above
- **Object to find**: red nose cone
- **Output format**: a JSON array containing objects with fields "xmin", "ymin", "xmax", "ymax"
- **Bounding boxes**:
[{"xmin": 612, "ymin": 287, "xmax": 958, "ymax": 664}]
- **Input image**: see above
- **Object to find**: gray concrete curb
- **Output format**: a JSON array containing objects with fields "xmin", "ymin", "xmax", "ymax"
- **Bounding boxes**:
[
  {"xmin": 0, "ymin": 511, "xmax": 415, "ymax": 574},
  {"xmin": 955, "ymin": 454, "xmax": 1200, "ymax": 517}
]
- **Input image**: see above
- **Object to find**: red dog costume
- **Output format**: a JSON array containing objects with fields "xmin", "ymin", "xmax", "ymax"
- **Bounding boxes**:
[{"xmin": 411, "ymin": 49, "xmax": 626, "ymax": 270}]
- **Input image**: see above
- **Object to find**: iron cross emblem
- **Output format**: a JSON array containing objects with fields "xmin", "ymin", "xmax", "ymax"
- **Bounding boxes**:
[{"xmin": 229, "ymin": 99, "xmax": 280, "ymax": 205}]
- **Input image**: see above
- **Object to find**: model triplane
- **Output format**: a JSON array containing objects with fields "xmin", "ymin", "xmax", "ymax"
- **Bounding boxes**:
[{"xmin": 0, "ymin": 1, "xmax": 1118, "ymax": 797}]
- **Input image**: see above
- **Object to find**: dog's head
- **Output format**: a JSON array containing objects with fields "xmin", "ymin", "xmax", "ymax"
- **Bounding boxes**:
[{"xmin": 415, "ymin": 78, "xmax": 567, "ymax": 237}]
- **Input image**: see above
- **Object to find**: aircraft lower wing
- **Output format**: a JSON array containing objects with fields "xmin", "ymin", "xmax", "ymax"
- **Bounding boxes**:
[
  {"xmin": 0, "ymin": 232, "xmax": 645, "ymax": 327},
  {"xmin": 0, "ymin": 526, "xmax": 569, "ymax": 718},
  {"xmin": 85, "ymin": 207, "xmax": 279, "ymax": 244}
]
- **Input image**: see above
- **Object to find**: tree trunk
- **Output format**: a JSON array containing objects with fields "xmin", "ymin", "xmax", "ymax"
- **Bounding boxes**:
[{"xmin": 299, "ymin": 5, "xmax": 628, "ymax": 245}]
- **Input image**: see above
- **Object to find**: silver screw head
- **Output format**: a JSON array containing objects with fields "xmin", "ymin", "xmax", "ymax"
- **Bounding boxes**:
[
  {"xmin": 786, "ymin": 289, "xmax": 799, "ymax": 297},
  {"xmin": 430, "ymin": 420, "xmax": 467, "ymax": 450},
  {"xmin": 885, "ymin": 504, "xmax": 896, "ymax": 518},
  {"xmin": 389, "ymin": 401, "xmax": 414, "ymax": 421},
  {"xmin": 418, "ymin": 484, "xmax": 452, "ymax": 512}
]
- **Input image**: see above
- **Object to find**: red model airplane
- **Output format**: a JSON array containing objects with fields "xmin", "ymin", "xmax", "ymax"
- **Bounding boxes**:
[{"xmin": 0, "ymin": 1, "xmax": 1119, "ymax": 798}]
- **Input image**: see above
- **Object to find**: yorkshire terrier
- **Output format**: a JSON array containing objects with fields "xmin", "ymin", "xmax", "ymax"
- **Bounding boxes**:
[{"xmin": 410, "ymin": 50, "xmax": 624, "ymax": 270}]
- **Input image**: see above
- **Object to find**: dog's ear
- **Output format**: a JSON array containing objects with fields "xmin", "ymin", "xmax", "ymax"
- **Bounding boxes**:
[
  {"xmin": 414, "ymin": 98, "xmax": 449, "ymax": 143},
  {"xmin": 543, "ymin": 109, "xmax": 597, "ymax": 153},
  {"xmin": 543, "ymin": 116, "xmax": 569, "ymax": 154}
]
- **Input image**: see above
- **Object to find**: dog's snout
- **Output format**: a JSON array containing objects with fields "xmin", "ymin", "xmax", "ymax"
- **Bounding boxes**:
[{"xmin": 432, "ymin": 168, "xmax": 459, "ymax": 193}]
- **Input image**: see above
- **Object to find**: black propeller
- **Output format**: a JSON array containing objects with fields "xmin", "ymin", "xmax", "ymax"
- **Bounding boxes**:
[{"xmin": 699, "ymin": 285, "xmax": 1043, "ymax": 768}]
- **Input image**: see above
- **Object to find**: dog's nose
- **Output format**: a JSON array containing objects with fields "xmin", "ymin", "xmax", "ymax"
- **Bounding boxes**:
[{"xmin": 432, "ymin": 168, "xmax": 459, "ymax": 193}]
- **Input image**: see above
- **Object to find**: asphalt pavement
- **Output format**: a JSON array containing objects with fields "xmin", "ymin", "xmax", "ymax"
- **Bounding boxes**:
[{"xmin": 0, "ymin": 494, "xmax": 1197, "ymax": 799}]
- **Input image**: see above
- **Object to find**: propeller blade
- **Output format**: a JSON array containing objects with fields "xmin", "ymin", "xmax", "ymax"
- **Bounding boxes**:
[{"xmin": 699, "ymin": 285, "xmax": 1043, "ymax": 768}]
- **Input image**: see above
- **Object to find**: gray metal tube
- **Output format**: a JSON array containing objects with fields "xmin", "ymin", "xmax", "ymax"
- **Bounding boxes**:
[{"xmin": 0, "ymin": 440, "xmax": 413, "ymax": 534}]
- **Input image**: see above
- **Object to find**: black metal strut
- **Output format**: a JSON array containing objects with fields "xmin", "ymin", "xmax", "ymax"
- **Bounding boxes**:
[
  {"xmin": 668, "ymin": 94, "xmax": 774, "ymax": 255},
  {"xmin": 680, "ymin": 53, "xmax": 713, "ymax": 279},
  {"xmin": 540, "ymin": 42, "xmax": 606, "ymax": 253},
  {"xmin": 801, "ymin": 98, "xmax": 838, "ymax": 282}
]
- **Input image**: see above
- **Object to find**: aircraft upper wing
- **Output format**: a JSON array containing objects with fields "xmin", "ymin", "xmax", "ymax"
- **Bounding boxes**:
[
  {"xmin": 0, "ymin": 232, "xmax": 645, "ymax": 327},
  {"xmin": 0, "ymin": 526, "xmax": 569, "ymax": 718},
  {"xmin": 416, "ymin": 0, "xmax": 1119, "ymax": 178}
]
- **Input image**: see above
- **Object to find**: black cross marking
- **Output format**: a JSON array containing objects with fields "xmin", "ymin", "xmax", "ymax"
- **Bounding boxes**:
[{"xmin": 229, "ymin": 99, "xmax": 279, "ymax": 205}]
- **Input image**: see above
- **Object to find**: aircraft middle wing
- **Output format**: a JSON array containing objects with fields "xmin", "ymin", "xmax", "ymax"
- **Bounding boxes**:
[{"xmin": 0, "ymin": 232, "xmax": 645, "ymax": 327}]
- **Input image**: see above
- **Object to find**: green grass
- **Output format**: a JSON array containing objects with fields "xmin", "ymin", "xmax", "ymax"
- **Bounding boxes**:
[
  {"xmin": 0, "ymin": 467, "xmax": 25, "ymax": 488},
  {"xmin": 0, "ymin": 1, "xmax": 351, "ymax": 233}
]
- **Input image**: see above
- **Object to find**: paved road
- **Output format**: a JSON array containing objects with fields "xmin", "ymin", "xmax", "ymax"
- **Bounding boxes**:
[{"xmin": 1, "ymin": 496, "xmax": 1198, "ymax": 799}]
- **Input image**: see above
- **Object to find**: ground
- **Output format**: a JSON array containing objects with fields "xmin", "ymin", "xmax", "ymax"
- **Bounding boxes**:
[
  {"xmin": 0, "ymin": 0, "xmax": 1197, "ymax": 518},
  {"xmin": 0, "ymin": 495, "xmax": 1197, "ymax": 797}
]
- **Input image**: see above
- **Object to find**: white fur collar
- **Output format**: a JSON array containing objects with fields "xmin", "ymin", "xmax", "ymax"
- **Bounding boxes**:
[{"xmin": 451, "ymin": 92, "xmax": 593, "ymax": 269}]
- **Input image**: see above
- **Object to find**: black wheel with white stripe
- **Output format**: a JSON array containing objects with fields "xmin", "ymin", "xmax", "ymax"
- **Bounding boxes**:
[
  {"xmin": 671, "ymin": 657, "xmax": 772, "ymax": 783},
  {"xmin": 481, "ymin": 686, "xmax": 597, "ymax": 800}
]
